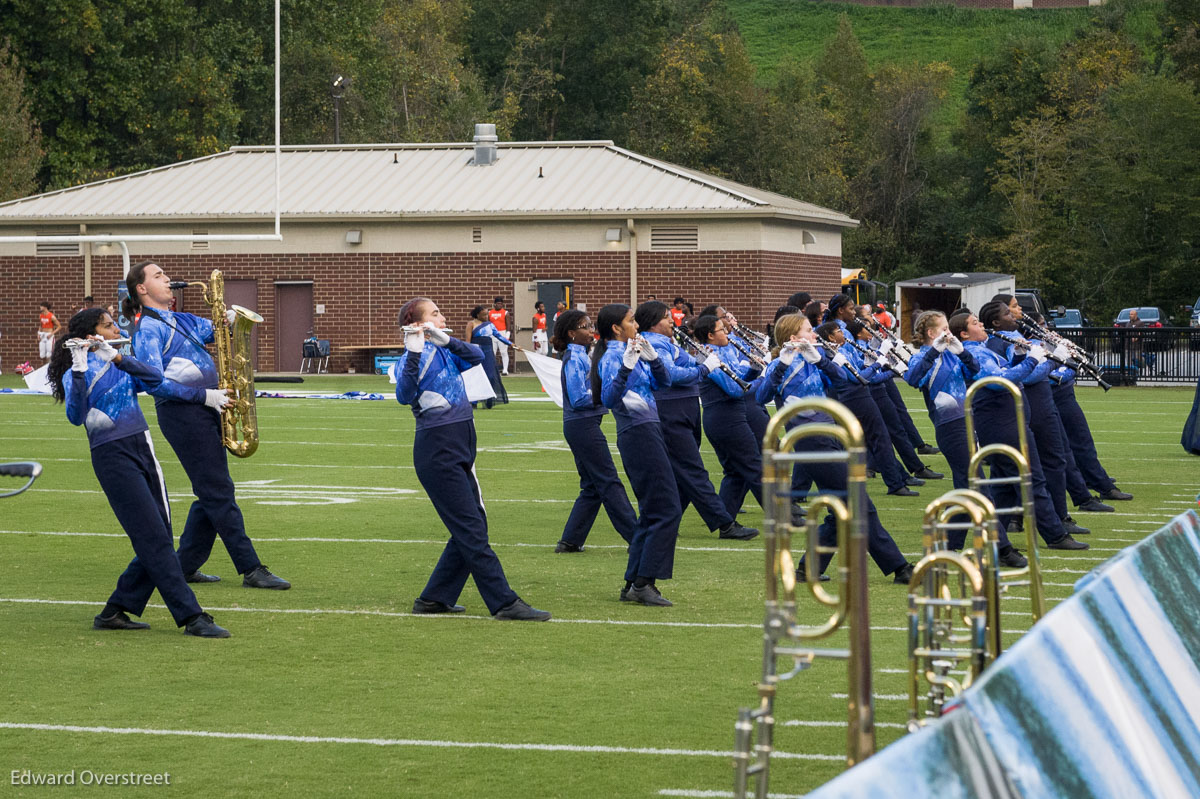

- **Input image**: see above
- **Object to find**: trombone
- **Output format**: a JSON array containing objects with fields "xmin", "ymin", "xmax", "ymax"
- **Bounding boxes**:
[
  {"xmin": 906, "ymin": 490, "xmax": 1002, "ymax": 730},
  {"xmin": 734, "ymin": 398, "xmax": 873, "ymax": 799},
  {"xmin": 964, "ymin": 376, "xmax": 1048, "ymax": 622}
]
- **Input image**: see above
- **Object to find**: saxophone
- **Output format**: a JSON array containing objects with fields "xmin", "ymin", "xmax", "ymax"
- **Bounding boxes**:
[{"xmin": 190, "ymin": 269, "xmax": 263, "ymax": 458}]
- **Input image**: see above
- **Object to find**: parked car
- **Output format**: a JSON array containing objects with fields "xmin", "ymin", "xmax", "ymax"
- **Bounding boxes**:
[
  {"xmin": 1190, "ymin": 296, "xmax": 1200, "ymax": 328},
  {"xmin": 1113, "ymin": 307, "xmax": 1169, "ymax": 327},
  {"xmin": 1015, "ymin": 289, "xmax": 1048, "ymax": 321},
  {"xmin": 1051, "ymin": 308, "xmax": 1089, "ymax": 328}
]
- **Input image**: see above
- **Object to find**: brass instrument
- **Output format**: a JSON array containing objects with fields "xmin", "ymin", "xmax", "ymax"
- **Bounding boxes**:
[
  {"xmin": 734, "ymin": 398, "xmax": 873, "ymax": 799},
  {"xmin": 189, "ymin": 269, "xmax": 262, "ymax": 458},
  {"xmin": 907, "ymin": 490, "xmax": 1002, "ymax": 730},
  {"xmin": 964, "ymin": 376, "xmax": 1047, "ymax": 621}
]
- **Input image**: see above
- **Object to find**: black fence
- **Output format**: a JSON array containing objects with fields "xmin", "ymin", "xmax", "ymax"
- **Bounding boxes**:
[{"xmin": 1055, "ymin": 327, "xmax": 1200, "ymax": 385}]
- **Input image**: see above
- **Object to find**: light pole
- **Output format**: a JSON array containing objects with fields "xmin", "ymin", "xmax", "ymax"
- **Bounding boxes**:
[{"xmin": 331, "ymin": 74, "xmax": 350, "ymax": 144}]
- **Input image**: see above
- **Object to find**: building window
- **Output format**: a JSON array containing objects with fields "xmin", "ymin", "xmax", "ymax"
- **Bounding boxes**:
[
  {"xmin": 472, "ymin": 226, "xmax": 482, "ymax": 243},
  {"xmin": 35, "ymin": 233, "xmax": 80, "ymax": 257},
  {"xmin": 649, "ymin": 226, "xmax": 698, "ymax": 251},
  {"xmin": 192, "ymin": 230, "xmax": 209, "ymax": 250}
]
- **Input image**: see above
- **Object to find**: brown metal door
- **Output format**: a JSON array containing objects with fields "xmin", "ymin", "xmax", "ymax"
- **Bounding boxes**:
[
  {"xmin": 223, "ymin": 279, "xmax": 260, "ymax": 371},
  {"xmin": 274, "ymin": 283, "xmax": 313, "ymax": 372}
]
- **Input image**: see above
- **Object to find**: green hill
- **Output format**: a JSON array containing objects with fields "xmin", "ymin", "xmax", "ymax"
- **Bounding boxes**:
[{"xmin": 726, "ymin": 0, "xmax": 1163, "ymax": 121}]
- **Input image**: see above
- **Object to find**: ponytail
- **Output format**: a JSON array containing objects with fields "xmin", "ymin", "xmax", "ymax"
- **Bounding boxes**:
[
  {"xmin": 590, "ymin": 304, "xmax": 628, "ymax": 404},
  {"xmin": 47, "ymin": 308, "xmax": 107, "ymax": 403}
]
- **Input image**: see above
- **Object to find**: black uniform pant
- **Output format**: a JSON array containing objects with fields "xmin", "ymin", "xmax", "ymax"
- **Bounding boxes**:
[
  {"xmin": 933, "ymin": 418, "xmax": 1008, "ymax": 551},
  {"xmin": 617, "ymin": 422, "xmax": 682, "ymax": 582},
  {"xmin": 95, "ymin": 433, "xmax": 203, "ymax": 626},
  {"xmin": 701, "ymin": 398, "xmax": 764, "ymax": 516},
  {"xmin": 871, "ymin": 383, "xmax": 924, "ymax": 474},
  {"xmin": 157, "ymin": 401, "xmax": 261, "ymax": 575},
  {"xmin": 885, "ymin": 377, "xmax": 927, "ymax": 449},
  {"xmin": 839, "ymin": 388, "xmax": 909, "ymax": 493},
  {"xmin": 658, "ymin": 396, "xmax": 733, "ymax": 531},
  {"xmin": 560, "ymin": 415, "xmax": 638, "ymax": 547},
  {"xmin": 1052, "ymin": 383, "xmax": 1117, "ymax": 494},
  {"xmin": 1024, "ymin": 382, "xmax": 1069, "ymax": 522},
  {"xmin": 414, "ymin": 420, "xmax": 519, "ymax": 614}
]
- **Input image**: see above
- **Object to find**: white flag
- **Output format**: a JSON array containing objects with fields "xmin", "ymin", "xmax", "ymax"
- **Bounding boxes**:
[
  {"xmin": 23, "ymin": 364, "xmax": 52, "ymax": 394},
  {"xmin": 522, "ymin": 349, "xmax": 564, "ymax": 408},
  {"xmin": 389, "ymin": 360, "xmax": 496, "ymax": 402}
]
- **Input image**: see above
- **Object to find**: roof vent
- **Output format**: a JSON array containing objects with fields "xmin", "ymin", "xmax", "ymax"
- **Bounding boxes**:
[{"xmin": 473, "ymin": 123, "xmax": 498, "ymax": 166}]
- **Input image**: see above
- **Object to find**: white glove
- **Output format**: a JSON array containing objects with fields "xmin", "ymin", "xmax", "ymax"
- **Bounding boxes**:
[
  {"xmin": 798, "ymin": 341, "xmax": 821, "ymax": 364},
  {"xmin": 424, "ymin": 324, "xmax": 451, "ymax": 347},
  {"xmin": 93, "ymin": 339, "xmax": 119, "ymax": 363},
  {"xmin": 1052, "ymin": 343, "xmax": 1073, "ymax": 361},
  {"xmin": 933, "ymin": 333, "xmax": 949, "ymax": 352},
  {"xmin": 879, "ymin": 339, "xmax": 894, "ymax": 356},
  {"xmin": 637, "ymin": 337, "xmax": 658, "ymax": 362},
  {"xmin": 832, "ymin": 353, "xmax": 848, "ymax": 368},
  {"xmin": 622, "ymin": 342, "xmax": 640, "ymax": 369},
  {"xmin": 702, "ymin": 353, "xmax": 721, "ymax": 372},
  {"xmin": 70, "ymin": 343, "xmax": 89, "ymax": 372},
  {"xmin": 947, "ymin": 335, "xmax": 964, "ymax": 354},
  {"xmin": 778, "ymin": 344, "xmax": 797, "ymax": 366},
  {"xmin": 862, "ymin": 348, "xmax": 879, "ymax": 365},
  {"xmin": 204, "ymin": 388, "xmax": 231, "ymax": 410},
  {"xmin": 404, "ymin": 328, "xmax": 425, "ymax": 353},
  {"xmin": 226, "ymin": 309, "xmax": 237, "ymax": 326},
  {"xmin": 1027, "ymin": 344, "xmax": 1048, "ymax": 364}
]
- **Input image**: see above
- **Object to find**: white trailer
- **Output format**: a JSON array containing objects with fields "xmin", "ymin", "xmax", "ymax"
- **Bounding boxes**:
[{"xmin": 894, "ymin": 272, "xmax": 1015, "ymax": 338}]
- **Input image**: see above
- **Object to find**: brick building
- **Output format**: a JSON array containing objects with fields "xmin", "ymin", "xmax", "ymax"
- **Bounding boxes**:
[{"xmin": 0, "ymin": 131, "xmax": 856, "ymax": 373}]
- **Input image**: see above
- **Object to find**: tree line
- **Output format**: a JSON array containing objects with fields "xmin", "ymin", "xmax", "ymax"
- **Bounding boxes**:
[{"xmin": 0, "ymin": 0, "xmax": 1196, "ymax": 321}]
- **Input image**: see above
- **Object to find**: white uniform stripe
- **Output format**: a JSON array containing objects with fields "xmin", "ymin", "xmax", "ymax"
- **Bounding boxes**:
[{"xmin": 143, "ymin": 431, "xmax": 170, "ymax": 525}]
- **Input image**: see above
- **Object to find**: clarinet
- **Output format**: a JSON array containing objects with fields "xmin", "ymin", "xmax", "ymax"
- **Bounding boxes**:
[
  {"xmin": 817, "ymin": 338, "xmax": 869, "ymax": 385},
  {"xmin": 672, "ymin": 325, "xmax": 752, "ymax": 390},
  {"xmin": 989, "ymin": 330, "xmax": 1081, "ymax": 371},
  {"xmin": 729, "ymin": 337, "xmax": 767, "ymax": 371},
  {"xmin": 730, "ymin": 322, "xmax": 771, "ymax": 357},
  {"xmin": 864, "ymin": 316, "xmax": 914, "ymax": 365},
  {"xmin": 1016, "ymin": 318, "xmax": 1112, "ymax": 392}
]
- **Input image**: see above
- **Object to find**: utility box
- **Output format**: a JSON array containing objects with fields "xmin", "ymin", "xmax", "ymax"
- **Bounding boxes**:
[{"xmin": 894, "ymin": 272, "xmax": 1015, "ymax": 339}]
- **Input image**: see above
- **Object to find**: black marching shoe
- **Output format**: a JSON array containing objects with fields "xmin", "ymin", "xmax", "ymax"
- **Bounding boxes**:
[
  {"xmin": 796, "ymin": 569, "xmax": 831, "ymax": 583},
  {"xmin": 888, "ymin": 486, "xmax": 920, "ymax": 497},
  {"xmin": 1062, "ymin": 516, "xmax": 1091, "ymax": 535},
  {"xmin": 242, "ymin": 565, "xmax": 291, "ymax": 590},
  {"xmin": 913, "ymin": 467, "xmax": 944, "ymax": 480},
  {"xmin": 1006, "ymin": 520, "xmax": 1024, "ymax": 534},
  {"xmin": 554, "ymin": 541, "xmax": 584, "ymax": 553},
  {"xmin": 1076, "ymin": 498, "xmax": 1114, "ymax": 513},
  {"xmin": 916, "ymin": 444, "xmax": 941, "ymax": 456},
  {"xmin": 184, "ymin": 571, "xmax": 221, "ymax": 583},
  {"xmin": 1048, "ymin": 534, "xmax": 1089, "ymax": 551},
  {"xmin": 1101, "ymin": 487, "xmax": 1134, "ymax": 501},
  {"xmin": 412, "ymin": 597, "xmax": 466, "ymax": 614},
  {"xmin": 93, "ymin": 610, "xmax": 150, "ymax": 630},
  {"xmin": 493, "ymin": 599, "xmax": 552, "ymax": 621},
  {"xmin": 892, "ymin": 563, "xmax": 915, "ymax": 585},
  {"xmin": 627, "ymin": 583, "xmax": 673, "ymax": 607},
  {"xmin": 184, "ymin": 612, "xmax": 231, "ymax": 638},
  {"xmin": 866, "ymin": 469, "xmax": 877, "ymax": 479},
  {"xmin": 718, "ymin": 521, "xmax": 760, "ymax": 541},
  {"xmin": 619, "ymin": 584, "xmax": 633, "ymax": 602},
  {"xmin": 998, "ymin": 546, "xmax": 1028, "ymax": 569},
  {"xmin": 905, "ymin": 475, "xmax": 926, "ymax": 487}
]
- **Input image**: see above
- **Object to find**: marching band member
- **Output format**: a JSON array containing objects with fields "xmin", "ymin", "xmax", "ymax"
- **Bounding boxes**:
[
  {"xmin": 635, "ymin": 301, "xmax": 758, "ymax": 541},
  {"xmin": 469, "ymin": 304, "xmax": 515, "ymax": 407},
  {"xmin": 813, "ymin": 317, "xmax": 918, "ymax": 497},
  {"xmin": 124, "ymin": 261, "xmax": 290, "ymax": 589},
  {"xmin": 957, "ymin": 305, "xmax": 1088, "ymax": 550},
  {"xmin": 981, "ymin": 299, "xmax": 1089, "ymax": 537},
  {"xmin": 592, "ymin": 303, "xmax": 682, "ymax": 606},
  {"xmin": 47, "ymin": 308, "xmax": 229, "ymax": 637},
  {"xmin": 756, "ymin": 313, "xmax": 913, "ymax": 584},
  {"xmin": 396, "ymin": 297, "xmax": 550, "ymax": 620},
  {"xmin": 550, "ymin": 310, "xmax": 638, "ymax": 552},
  {"xmin": 531, "ymin": 301, "xmax": 549, "ymax": 356},
  {"xmin": 698, "ymin": 304, "xmax": 772, "ymax": 454},
  {"xmin": 692, "ymin": 314, "xmax": 765, "ymax": 517},
  {"xmin": 905, "ymin": 311, "xmax": 1026, "ymax": 567}
]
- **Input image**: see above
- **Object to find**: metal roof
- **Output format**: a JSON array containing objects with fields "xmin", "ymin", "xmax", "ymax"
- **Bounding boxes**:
[
  {"xmin": 0, "ymin": 141, "xmax": 857, "ymax": 227},
  {"xmin": 895, "ymin": 272, "xmax": 1014, "ymax": 288}
]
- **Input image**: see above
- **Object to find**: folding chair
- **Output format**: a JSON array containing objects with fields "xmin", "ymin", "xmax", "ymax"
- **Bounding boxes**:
[
  {"xmin": 300, "ymin": 338, "xmax": 320, "ymax": 373},
  {"xmin": 316, "ymin": 339, "xmax": 331, "ymax": 374}
]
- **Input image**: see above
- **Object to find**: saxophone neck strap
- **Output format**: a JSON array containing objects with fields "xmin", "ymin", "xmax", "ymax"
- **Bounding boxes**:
[{"xmin": 140, "ymin": 307, "xmax": 210, "ymax": 353}]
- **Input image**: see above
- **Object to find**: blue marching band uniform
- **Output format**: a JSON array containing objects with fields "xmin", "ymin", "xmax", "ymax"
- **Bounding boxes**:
[{"xmin": 56, "ymin": 292, "xmax": 1120, "ymax": 630}]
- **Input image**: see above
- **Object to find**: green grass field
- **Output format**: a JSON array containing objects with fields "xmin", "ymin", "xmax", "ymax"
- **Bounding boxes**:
[{"xmin": 0, "ymin": 372, "xmax": 1195, "ymax": 797}]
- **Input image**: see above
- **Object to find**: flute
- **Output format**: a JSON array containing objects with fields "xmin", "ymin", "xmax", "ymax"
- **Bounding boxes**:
[
  {"xmin": 401, "ymin": 325, "xmax": 453, "ymax": 335},
  {"xmin": 672, "ymin": 325, "xmax": 752, "ymax": 390},
  {"xmin": 64, "ymin": 338, "xmax": 131, "ymax": 350}
]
